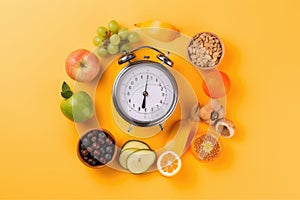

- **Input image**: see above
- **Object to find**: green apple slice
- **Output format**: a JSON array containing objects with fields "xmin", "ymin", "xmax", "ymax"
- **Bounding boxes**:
[
  {"xmin": 118, "ymin": 148, "xmax": 139, "ymax": 169},
  {"xmin": 121, "ymin": 140, "xmax": 150, "ymax": 152},
  {"xmin": 127, "ymin": 149, "xmax": 156, "ymax": 174}
]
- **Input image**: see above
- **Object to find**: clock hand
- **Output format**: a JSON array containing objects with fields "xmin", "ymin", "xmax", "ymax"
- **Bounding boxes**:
[
  {"xmin": 141, "ymin": 75, "xmax": 149, "ymax": 109},
  {"xmin": 144, "ymin": 74, "xmax": 149, "ymax": 92},
  {"xmin": 141, "ymin": 93, "xmax": 146, "ymax": 109}
]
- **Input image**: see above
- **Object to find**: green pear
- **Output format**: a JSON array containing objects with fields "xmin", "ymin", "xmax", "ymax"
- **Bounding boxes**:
[{"xmin": 60, "ymin": 82, "xmax": 94, "ymax": 122}]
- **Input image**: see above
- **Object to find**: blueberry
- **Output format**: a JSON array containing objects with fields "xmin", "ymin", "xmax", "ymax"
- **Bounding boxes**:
[
  {"xmin": 99, "ymin": 147, "xmax": 106, "ymax": 156},
  {"xmin": 91, "ymin": 136, "xmax": 97, "ymax": 142},
  {"xmin": 91, "ymin": 160, "xmax": 97, "ymax": 166},
  {"xmin": 81, "ymin": 149, "xmax": 89, "ymax": 156},
  {"xmin": 83, "ymin": 156, "xmax": 89, "ymax": 161},
  {"xmin": 80, "ymin": 143, "xmax": 87, "ymax": 149},
  {"xmin": 92, "ymin": 142, "xmax": 100, "ymax": 149},
  {"xmin": 87, "ymin": 132, "xmax": 94, "ymax": 138},
  {"xmin": 88, "ymin": 158, "xmax": 93, "ymax": 164},
  {"xmin": 106, "ymin": 138, "xmax": 113, "ymax": 145},
  {"xmin": 99, "ymin": 157, "xmax": 106, "ymax": 164},
  {"xmin": 105, "ymin": 153, "xmax": 112, "ymax": 161},
  {"xmin": 81, "ymin": 137, "xmax": 90, "ymax": 146},
  {"xmin": 105, "ymin": 145, "xmax": 113, "ymax": 154},
  {"xmin": 87, "ymin": 147, "xmax": 93, "ymax": 153},
  {"xmin": 98, "ymin": 131, "xmax": 106, "ymax": 139},
  {"xmin": 98, "ymin": 138, "xmax": 105, "ymax": 145},
  {"xmin": 93, "ymin": 150, "xmax": 100, "ymax": 156}
]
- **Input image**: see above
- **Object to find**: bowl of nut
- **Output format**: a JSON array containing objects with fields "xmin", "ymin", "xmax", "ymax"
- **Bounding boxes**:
[
  {"xmin": 187, "ymin": 32, "xmax": 224, "ymax": 70},
  {"xmin": 77, "ymin": 129, "xmax": 117, "ymax": 168}
]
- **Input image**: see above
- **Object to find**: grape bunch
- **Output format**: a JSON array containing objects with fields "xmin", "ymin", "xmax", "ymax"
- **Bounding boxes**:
[{"xmin": 93, "ymin": 20, "xmax": 140, "ymax": 57}]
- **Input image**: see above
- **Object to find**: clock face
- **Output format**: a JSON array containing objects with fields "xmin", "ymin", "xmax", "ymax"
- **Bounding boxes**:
[{"xmin": 113, "ymin": 61, "xmax": 178, "ymax": 127}]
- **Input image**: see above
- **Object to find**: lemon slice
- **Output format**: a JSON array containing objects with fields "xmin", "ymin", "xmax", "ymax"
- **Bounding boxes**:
[{"xmin": 157, "ymin": 151, "xmax": 182, "ymax": 177}]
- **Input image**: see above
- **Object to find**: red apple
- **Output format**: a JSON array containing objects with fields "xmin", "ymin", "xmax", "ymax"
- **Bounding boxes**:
[{"xmin": 65, "ymin": 49, "xmax": 100, "ymax": 82}]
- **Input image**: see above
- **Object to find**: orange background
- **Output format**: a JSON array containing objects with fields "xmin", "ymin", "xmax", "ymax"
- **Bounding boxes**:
[{"xmin": 1, "ymin": 0, "xmax": 300, "ymax": 199}]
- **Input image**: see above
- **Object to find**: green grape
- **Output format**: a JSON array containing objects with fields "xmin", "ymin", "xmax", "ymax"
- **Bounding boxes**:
[
  {"xmin": 107, "ymin": 43, "xmax": 119, "ymax": 54},
  {"xmin": 127, "ymin": 32, "xmax": 140, "ymax": 43},
  {"xmin": 118, "ymin": 27, "xmax": 129, "ymax": 40},
  {"xmin": 97, "ymin": 46, "xmax": 108, "ymax": 57},
  {"xmin": 120, "ymin": 43, "xmax": 131, "ymax": 53},
  {"xmin": 108, "ymin": 20, "xmax": 119, "ymax": 33},
  {"xmin": 109, "ymin": 34, "xmax": 121, "ymax": 45},
  {"xmin": 97, "ymin": 26, "xmax": 108, "ymax": 37},
  {"xmin": 93, "ymin": 36, "xmax": 105, "ymax": 46}
]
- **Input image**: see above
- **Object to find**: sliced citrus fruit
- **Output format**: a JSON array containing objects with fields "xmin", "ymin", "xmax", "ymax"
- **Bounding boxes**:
[
  {"xmin": 191, "ymin": 133, "xmax": 222, "ymax": 162},
  {"xmin": 157, "ymin": 151, "xmax": 181, "ymax": 177}
]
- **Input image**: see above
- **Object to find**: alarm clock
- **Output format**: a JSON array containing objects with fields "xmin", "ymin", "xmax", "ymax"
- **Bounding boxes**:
[{"xmin": 112, "ymin": 46, "xmax": 178, "ymax": 132}]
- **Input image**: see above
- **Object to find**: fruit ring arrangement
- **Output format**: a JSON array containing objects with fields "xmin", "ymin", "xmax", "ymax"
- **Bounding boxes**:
[{"xmin": 60, "ymin": 20, "xmax": 236, "ymax": 177}]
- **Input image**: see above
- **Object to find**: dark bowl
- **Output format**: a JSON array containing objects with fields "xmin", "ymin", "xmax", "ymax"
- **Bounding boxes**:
[{"xmin": 77, "ymin": 129, "xmax": 117, "ymax": 168}]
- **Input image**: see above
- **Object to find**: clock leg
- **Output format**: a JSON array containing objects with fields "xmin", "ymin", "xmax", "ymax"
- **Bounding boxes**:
[
  {"xmin": 159, "ymin": 124, "xmax": 164, "ymax": 131},
  {"xmin": 128, "ymin": 124, "xmax": 133, "ymax": 132}
]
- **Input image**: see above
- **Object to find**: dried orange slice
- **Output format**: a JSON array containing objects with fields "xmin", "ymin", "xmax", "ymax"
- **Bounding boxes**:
[
  {"xmin": 157, "ymin": 151, "xmax": 181, "ymax": 177},
  {"xmin": 191, "ymin": 133, "xmax": 222, "ymax": 162}
]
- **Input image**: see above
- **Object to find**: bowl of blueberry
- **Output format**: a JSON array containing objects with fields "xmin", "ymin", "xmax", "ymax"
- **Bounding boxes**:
[{"xmin": 77, "ymin": 129, "xmax": 116, "ymax": 168}]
